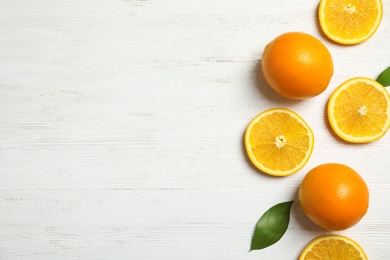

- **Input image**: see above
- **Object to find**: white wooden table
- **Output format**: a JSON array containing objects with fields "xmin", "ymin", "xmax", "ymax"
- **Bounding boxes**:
[{"xmin": 1, "ymin": 0, "xmax": 390, "ymax": 259}]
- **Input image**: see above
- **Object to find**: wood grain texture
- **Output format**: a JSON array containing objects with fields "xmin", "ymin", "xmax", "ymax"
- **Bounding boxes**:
[{"xmin": 1, "ymin": 0, "xmax": 390, "ymax": 258}]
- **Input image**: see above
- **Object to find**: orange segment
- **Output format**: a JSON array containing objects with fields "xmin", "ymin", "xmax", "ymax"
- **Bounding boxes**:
[
  {"xmin": 328, "ymin": 77, "xmax": 390, "ymax": 143},
  {"xmin": 245, "ymin": 108, "xmax": 314, "ymax": 176},
  {"xmin": 299, "ymin": 234, "xmax": 368, "ymax": 260},
  {"xmin": 319, "ymin": 0, "xmax": 383, "ymax": 44}
]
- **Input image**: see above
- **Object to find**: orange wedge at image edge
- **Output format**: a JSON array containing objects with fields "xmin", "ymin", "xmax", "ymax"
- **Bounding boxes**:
[
  {"xmin": 245, "ymin": 108, "xmax": 314, "ymax": 176},
  {"xmin": 299, "ymin": 234, "xmax": 368, "ymax": 260},
  {"xmin": 319, "ymin": 0, "xmax": 383, "ymax": 44},
  {"xmin": 328, "ymin": 77, "xmax": 390, "ymax": 143}
]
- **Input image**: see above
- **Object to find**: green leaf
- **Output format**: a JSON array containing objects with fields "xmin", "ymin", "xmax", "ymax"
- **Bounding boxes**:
[
  {"xmin": 377, "ymin": 66, "xmax": 390, "ymax": 87},
  {"xmin": 250, "ymin": 201, "xmax": 293, "ymax": 251}
]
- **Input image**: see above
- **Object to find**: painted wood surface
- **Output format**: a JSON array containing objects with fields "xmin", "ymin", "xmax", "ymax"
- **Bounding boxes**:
[{"xmin": 1, "ymin": 0, "xmax": 390, "ymax": 259}]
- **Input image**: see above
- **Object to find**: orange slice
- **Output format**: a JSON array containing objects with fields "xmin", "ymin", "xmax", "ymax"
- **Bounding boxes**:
[
  {"xmin": 299, "ymin": 234, "xmax": 368, "ymax": 260},
  {"xmin": 318, "ymin": 0, "xmax": 383, "ymax": 44},
  {"xmin": 328, "ymin": 77, "xmax": 390, "ymax": 143},
  {"xmin": 244, "ymin": 108, "xmax": 314, "ymax": 176}
]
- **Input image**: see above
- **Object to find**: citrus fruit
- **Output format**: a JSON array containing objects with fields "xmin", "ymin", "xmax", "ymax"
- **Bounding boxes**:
[
  {"xmin": 261, "ymin": 32, "xmax": 333, "ymax": 100},
  {"xmin": 299, "ymin": 234, "xmax": 368, "ymax": 260},
  {"xmin": 328, "ymin": 77, "xmax": 390, "ymax": 143},
  {"xmin": 299, "ymin": 163, "xmax": 369, "ymax": 231},
  {"xmin": 245, "ymin": 108, "xmax": 314, "ymax": 176},
  {"xmin": 319, "ymin": 0, "xmax": 383, "ymax": 45}
]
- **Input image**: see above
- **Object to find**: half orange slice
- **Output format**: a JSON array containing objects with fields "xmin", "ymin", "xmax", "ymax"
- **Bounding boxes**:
[
  {"xmin": 245, "ymin": 108, "xmax": 314, "ymax": 176},
  {"xmin": 319, "ymin": 0, "xmax": 383, "ymax": 44},
  {"xmin": 299, "ymin": 234, "xmax": 368, "ymax": 260},
  {"xmin": 328, "ymin": 77, "xmax": 390, "ymax": 143}
]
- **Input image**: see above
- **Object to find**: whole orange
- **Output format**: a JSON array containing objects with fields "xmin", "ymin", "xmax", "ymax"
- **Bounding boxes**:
[
  {"xmin": 299, "ymin": 163, "xmax": 369, "ymax": 231},
  {"xmin": 262, "ymin": 32, "xmax": 334, "ymax": 100}
]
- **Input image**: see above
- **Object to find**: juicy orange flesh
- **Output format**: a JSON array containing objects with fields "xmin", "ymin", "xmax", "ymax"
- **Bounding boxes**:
[
  {"xmin": 248, "ymin": 112, "xmax": 310, "ymax": 171},
  {"xmin": 303, "ymin": 239, "xmax": 364, "ymax": 260},
  {"xmin": 333, "ymin": 81, "xmax": 388, "ymax": 137},
  {"xmin": 322, "ymin": 0, "xmax": 380, "ymax": 39}
]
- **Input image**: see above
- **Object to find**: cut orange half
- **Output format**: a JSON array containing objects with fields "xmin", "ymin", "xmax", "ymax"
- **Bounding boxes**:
[
  {"xmin": 328, "ymin": 77, "xmax": 390, "ymax": 143},
  {"xmin": 244, "ymin": 108, "xmax": 314, "ymax": 176},
  {"xmin": 318, "ymin": 0, "xmax": 383, "ymax": 44},
  {"xmin": 299, "ymin": 234, "xmax": 368, "ymax": 260}
]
